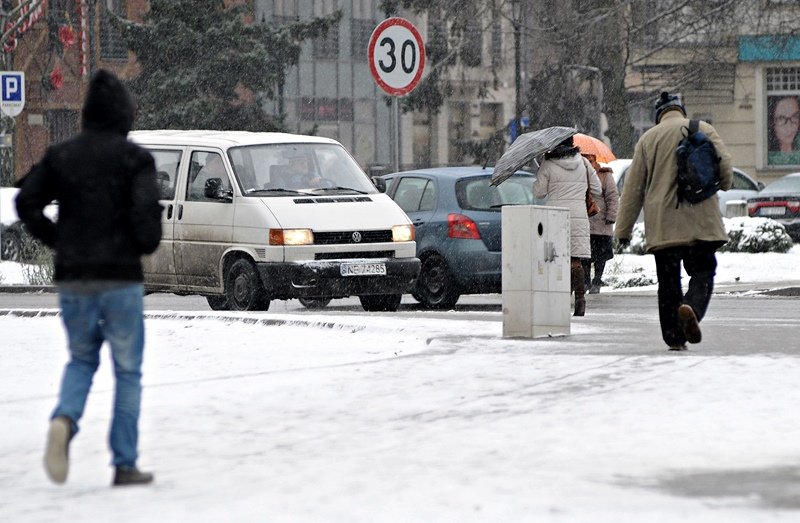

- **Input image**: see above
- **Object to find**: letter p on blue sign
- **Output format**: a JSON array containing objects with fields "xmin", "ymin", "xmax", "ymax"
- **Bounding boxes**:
[{"xmin": 0, "ymin": 72, "xmax": 25, "ymax": 117}]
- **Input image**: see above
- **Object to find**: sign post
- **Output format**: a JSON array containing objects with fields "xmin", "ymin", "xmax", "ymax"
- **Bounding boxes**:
[
  {"xmin": 0, "ymin": 72, "xmax": 24, "ymax": 259},
  {"xmin": 0, "ymin": 71, "xmax": 25, "ymax": 118},
  {"xmin": 368, "ymin": 18, "xmax": 425, "ymax": 172}
]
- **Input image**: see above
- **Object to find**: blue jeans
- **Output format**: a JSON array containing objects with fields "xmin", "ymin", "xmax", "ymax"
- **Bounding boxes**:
[{"xmin": 53, "ymin": 284, "xmax": 145, "ymax": 468}]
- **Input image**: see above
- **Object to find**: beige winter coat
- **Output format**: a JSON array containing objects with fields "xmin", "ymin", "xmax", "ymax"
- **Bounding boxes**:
[
  {"xmin": 615, "ymin": 110, "xmax": 733, "ymax": 252},
  {"xmin": 534, "ymin": 154, "xmax": 602, "ymax": 258},
  {"xmin": 589, "ymin": 166, "xmax": 619, "ymax": 237}
]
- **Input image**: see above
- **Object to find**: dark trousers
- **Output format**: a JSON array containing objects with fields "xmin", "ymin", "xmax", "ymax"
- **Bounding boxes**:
[
  {"xmin": 581, "ymin": 258, "xmax": 607, "ymax": 287},
  {"xmin": 653, "ymin": 243, "xmax": 718, "ymax": 347}
]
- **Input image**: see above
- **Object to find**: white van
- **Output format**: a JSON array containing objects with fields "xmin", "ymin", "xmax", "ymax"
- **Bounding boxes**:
[{"xmin": 129, "ymin": 130, "xmax": 420, "ymax": 311}]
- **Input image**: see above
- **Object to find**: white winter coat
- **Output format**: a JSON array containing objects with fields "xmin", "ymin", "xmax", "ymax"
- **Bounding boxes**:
[{"xmin": 534, "ymin": 154, "xmax": 602, "ymax": 258}]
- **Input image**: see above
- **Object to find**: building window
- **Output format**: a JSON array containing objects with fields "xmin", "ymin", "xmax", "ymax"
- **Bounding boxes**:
[
  {"xmin": 49, "ymin": 0, "xmax": 74, "ymax": 25},
  {"xmin": 47, "ymin": 110, "xmax": 78, "ymax": 144},
  {"xmin": 766, "ymin": 67, "xmax": 800, "ymax": 166},
  {"xmin": 100, "ymin": 0, "xmax": 127, "ymax": 60},
  {"xmin": 479, "ymin": 103, "xmax": 501, "ymax": 137},
  {"xmin": 460, "ymin": 15, "xmax": 482, "ymax": 67},
  {"xmin": 490, "ymin": 9, "xmax": 502, "ymax": 69},
  {"xmin": 299, "ymin": 97, "xmax": 353, "ymax": 121},
  {"xmin": 313, "ymin": 26, "xmax": 339, "ymax": 60},
  {"xmin": 351, "ymin": 18, "xmax": 374, "ymax": 61},
  {"xmin": 448, "ymin": 102, "xmax": 470, "ymax": 165},
  {"xmin": 312, "ymin": 0, "xmax": 339, "ymax": 60},
  {"xmin": 274, "ymin": 0, "xmax": 298, "ymax": 17}
]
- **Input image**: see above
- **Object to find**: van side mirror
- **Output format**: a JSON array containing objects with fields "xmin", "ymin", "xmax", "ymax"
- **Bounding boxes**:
[
  {"xmin": 204, "ymin": 178, "xmax": 233, "ymax": 201},
  {"xmin": 372, "ymin": 176, "xmax": 387, "ymax": 193},
  {"xmin": 757, "ymin": 181, "xmax": 766, "ymax": 191}
]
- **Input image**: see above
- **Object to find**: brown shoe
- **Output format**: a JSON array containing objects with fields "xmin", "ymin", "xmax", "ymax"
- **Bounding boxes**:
[{"xmin": 678, "ymin": 304, "xmax": 702, "ymax": 344}]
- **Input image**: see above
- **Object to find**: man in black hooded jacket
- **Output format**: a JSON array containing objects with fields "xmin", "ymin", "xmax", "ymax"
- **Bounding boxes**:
[{"xmin": 16, "ymin": 69, "xmax": 162, "ymax": 486}]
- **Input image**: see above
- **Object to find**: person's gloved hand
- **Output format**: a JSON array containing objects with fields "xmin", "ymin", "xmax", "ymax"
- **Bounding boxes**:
[
  {"xmin": 617, "ymin": 238, "xmax": 630, "ymax": 247},
  {"xmin": 605, "ymin": 220, "xmax": 615, "ymax": 225}
]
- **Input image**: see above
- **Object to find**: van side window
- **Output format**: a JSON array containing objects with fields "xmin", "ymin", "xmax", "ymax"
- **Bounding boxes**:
[
  {"xmin": 187, "ymin": 152, "xmax": 232, "ymax": 202},
  {"xmin": 150, "ymin": 149, "xmax": 181, "ymax": 200}
]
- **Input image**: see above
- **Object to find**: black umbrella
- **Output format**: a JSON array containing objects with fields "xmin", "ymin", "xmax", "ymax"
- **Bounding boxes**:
[{"xmin": 490, "ymin": 126, "xmax": 578, "ymax": 186}]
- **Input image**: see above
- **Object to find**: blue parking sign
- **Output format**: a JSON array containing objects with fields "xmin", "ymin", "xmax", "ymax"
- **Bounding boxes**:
[{"xmin": 0, "ymin": 72, "xmax": 25, "ymax": 117}]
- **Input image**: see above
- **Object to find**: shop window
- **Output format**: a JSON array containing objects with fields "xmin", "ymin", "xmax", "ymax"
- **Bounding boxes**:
[{"xmin": 766, "ymin": 67, "xmax": 800, "ymax": 166}]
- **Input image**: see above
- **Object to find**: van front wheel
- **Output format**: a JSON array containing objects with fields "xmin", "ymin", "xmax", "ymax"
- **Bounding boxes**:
[
  {"xmin": 226, "ymin": 259, "xmax": 270, "ymax": 311},
  {"xmin": 359, "ymin": 294, "xmax": 402, "ymax": 312},
  {"xmin": 206, "ymin": 295, "xmax": 229, "ymax": 310}
]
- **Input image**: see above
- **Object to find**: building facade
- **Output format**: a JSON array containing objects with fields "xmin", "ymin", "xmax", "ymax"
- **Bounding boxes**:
[{"xmin": 1, "ymin": 0, "xmax": 146, "ymax": 183}]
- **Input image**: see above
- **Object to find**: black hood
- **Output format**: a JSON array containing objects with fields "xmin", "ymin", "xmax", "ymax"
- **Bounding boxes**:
[{"xmin": 81, "ymin": 69, "xmax": 135, "ymax": 134}]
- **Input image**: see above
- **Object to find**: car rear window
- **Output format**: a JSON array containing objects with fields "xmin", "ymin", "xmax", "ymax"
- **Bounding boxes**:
[
  {"xmin": 761, "ymin": 175, "xmax": 800, "ymax": 194},
  {"xmin": 456, "ymin": 175, "xmax": 536, "ymax": 211}
]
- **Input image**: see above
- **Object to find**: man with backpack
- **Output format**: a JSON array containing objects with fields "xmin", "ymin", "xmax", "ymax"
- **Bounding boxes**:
[{"xmin": 615, "ymin": 92, "xmax": 733, "ymax": 351}]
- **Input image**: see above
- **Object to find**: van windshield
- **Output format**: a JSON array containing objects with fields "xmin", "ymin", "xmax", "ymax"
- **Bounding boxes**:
[{"xmin": 228, "ymin": 143, "xmax": 378, "ymax": 196}]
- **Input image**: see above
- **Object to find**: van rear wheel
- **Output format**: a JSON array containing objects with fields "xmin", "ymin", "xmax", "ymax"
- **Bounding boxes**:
[
  {"xmin": 359, "ymin": 294, "xmax": 402, "ymax": 312},
  {"xmin": 226, "ymin": 259, "xmax": 270, "ymax": 311}
]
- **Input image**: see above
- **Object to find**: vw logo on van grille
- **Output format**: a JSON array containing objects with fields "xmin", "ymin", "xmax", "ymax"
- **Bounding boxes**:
[{"xmin": 352, "ymin": 231, "xmax": 362, "ymax": 243}]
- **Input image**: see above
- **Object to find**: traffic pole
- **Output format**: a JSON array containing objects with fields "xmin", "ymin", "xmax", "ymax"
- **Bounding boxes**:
[{"xmin": 392, "ymin": 97, "xmax": 400, "ymax": 172}]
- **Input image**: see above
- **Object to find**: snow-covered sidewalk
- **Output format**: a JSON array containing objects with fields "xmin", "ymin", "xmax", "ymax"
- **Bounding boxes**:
[{"xmin": 3, "ymin": 310, "xmax": 800, "ymax": 522}]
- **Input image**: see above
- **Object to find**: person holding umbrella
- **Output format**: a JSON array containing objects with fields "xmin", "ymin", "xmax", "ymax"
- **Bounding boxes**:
[
  {"xmin": 580, "ymin": 153, "xmax": 619, "ymax": 294},
  {"xmin": 534, "ymin": 136, "xmax": 602, "ymax": 316}
]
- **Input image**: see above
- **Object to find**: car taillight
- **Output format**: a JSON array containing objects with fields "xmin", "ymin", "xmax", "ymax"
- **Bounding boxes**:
[
  {"xmin": 448, "ymin": 213, "xmax": 481, "ymax": 239},
  {"xmin": 788, "ymin": 200, "xmax": 800, "ymax": 213},
  {"xmin": 747, "ymin": 201, "xmax": 759, "ymax": 216}
]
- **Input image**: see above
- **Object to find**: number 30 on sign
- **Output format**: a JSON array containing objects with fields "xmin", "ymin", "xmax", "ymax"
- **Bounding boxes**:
[{"xmin": 368, "ymin": 18, "xmax": 426, "ymax": 97}]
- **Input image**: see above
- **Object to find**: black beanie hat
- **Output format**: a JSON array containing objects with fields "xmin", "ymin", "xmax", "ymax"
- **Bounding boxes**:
[{"xmin": 654, "ymin": 91, "xmax": 686, "ymax": 123}]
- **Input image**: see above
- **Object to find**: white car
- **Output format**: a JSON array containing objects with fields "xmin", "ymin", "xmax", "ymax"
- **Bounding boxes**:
[{"xmin": 605, "ymin": 159, "xmax": 764, "ymax": 217}]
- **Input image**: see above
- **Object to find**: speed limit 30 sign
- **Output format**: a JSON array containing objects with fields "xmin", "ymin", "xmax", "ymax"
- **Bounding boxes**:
[{"xmin": 368, "ymin": 18, "xmax": 425, "ymax": 96}]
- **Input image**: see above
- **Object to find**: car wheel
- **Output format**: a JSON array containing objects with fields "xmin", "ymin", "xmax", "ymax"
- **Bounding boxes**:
[
  {"xmin": 225, "ymin": 259, "xmax": 270, "ymax": 311},
  {"xmin": 414, "ymin": 255, "xmax": 460, "ymax": 309},
  {"xmin": 206, "ymin": 295, "xmax": 229, "ymax": 310},
  {"xmin": 1, "ymin": 230, "xmax": 22, "ymax": 262},
  {"xmin": 359, "ymin": 294, "xmax": 402, "ymax": 312},
  {"xmin": 298, "ymin": 297, "xmax": 332, "ymax": 309}
]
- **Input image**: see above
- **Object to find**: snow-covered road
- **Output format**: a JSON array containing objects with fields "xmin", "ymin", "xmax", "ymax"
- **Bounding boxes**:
[{"xmin": 2, "ymin": 309, "xmax": 800, "ymax": 522}]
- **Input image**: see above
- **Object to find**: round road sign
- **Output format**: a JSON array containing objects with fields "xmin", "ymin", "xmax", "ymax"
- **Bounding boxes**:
[{"xmin": 368, "ymin": 18, "xmax": 426, "ymax": 96}]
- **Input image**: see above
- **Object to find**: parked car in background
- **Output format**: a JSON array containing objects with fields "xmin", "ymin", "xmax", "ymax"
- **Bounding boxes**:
[
  {"xmin": 606, "ymin": 159, "xmax": 763, "ymax": 216},
  {"xmin": 380, "ymin": 167, "xmax": 540, "ymax": 309},
  {"xmin": 1, "ymin": 187, "xmax": 57, "ymax": 262},
  {"xmin": 747, "ymin": 172, "xmax": 800, "ymax": 241}
]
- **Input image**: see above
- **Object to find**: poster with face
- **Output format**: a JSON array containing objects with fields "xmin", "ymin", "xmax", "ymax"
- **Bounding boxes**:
[{"xmin": 767, "ymin": 94, "xmax": 800, "ymax": 165}]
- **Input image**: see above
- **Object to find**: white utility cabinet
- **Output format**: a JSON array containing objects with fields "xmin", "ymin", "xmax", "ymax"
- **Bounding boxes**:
[{"xmin": 501, "ymin": 205, "xmax": 571, "ymax": 338}]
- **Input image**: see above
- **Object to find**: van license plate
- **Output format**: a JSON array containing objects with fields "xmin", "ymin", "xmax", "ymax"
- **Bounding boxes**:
[{"xmin": 340, "ymin": 262, "xmax": 386, "ymax": 276}]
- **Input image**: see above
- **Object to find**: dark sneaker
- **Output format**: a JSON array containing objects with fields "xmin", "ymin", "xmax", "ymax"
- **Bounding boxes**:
[
  {"xmin": 44, "ymin": 416, "xmax": 71, "ymax": 484},
  {"xmin": 669, "ymin": 343, "xmax": 688, "ymax": 351},
  {"xmin": 113, "ymin": 467, "xmax": 154, "ymax": 486},
  {"xmin": 677, "ymin": 304, "xmax": 702, "ymax": 344},
  {"xmin": 588, "ymin": 284, "xmax": 601, "ymax": 294}
]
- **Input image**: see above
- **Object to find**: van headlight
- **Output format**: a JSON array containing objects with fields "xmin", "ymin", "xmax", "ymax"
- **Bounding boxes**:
[
  {"xmin": 269, "ymin": 228, "xmax": 314, "ymax": 245},
  {"xmin": 392, "ymin": 224, "xmax": 415, "ymax": 242}
]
